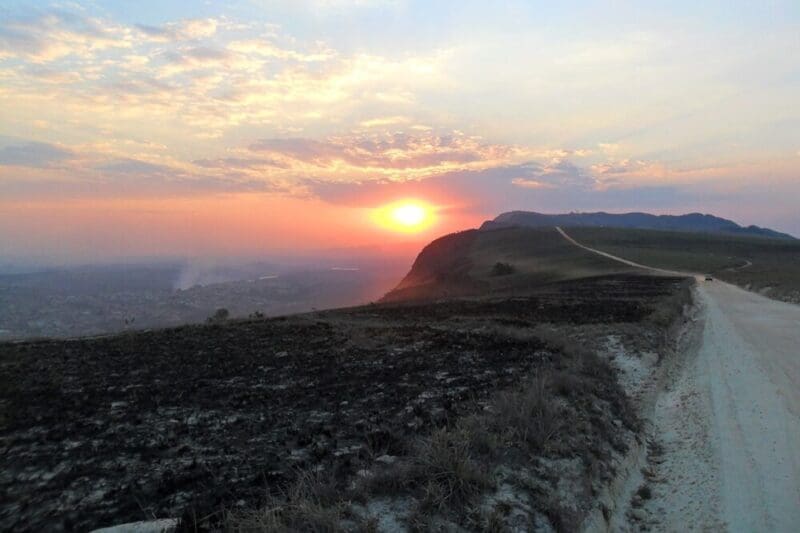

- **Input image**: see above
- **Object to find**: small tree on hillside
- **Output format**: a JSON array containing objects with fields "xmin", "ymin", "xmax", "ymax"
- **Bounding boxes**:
[
  {"xmin": 207, "ymin": 308, "xmax": 230, "ymax": 323},
  {"xmin": 490, "ymin": 262, "xmax": 515, "ymax": 276}
]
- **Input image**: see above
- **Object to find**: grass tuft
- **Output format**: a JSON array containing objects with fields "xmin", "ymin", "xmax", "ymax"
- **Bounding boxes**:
[
  {"xmin": 488, "ymin": 373, "xmax": 561, "ymax": 452},
  {"xmin": 225, "ymin": 470, "xmax": 344, "ymax": 533}
]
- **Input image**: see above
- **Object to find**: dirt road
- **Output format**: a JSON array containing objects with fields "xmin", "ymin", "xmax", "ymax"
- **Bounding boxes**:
[{"xmin": 557, "ymin": 227, "xmax": 800, "ymax": 532}]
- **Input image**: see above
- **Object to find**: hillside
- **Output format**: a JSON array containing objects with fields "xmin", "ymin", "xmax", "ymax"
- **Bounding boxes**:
[
  {"xmin": 480, "ymin": 211, "xmax": 795, "ymax": 240},
  {"xmin": 382, "ymin": 226, "xmax": 637, "ymax": 302},
  {"xmin": 568, "ymin": 226, "xmax": 800, "ymax": 303},
  {"xmin": 0, "ymin": 273, "xmax": 691, "ymax": 532}
]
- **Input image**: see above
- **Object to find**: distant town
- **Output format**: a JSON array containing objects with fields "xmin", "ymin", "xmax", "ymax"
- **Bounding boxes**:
[{"xmin": 0, "ymin": 263, "xmax": 401, "ymax": 340}]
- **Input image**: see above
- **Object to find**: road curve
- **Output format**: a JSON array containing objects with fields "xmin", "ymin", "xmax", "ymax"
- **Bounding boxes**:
[
  {"xmin": 557, "ymin": 227, "xmax": 800, "ymax": 532},
  {"xmin": 555, "ymin": 226, "xmax": 686, "ymax": 276}
]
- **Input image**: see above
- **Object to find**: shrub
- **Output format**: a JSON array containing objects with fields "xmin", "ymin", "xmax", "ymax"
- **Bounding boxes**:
[
  {"xmin": 490, "ymin": 262, "xmax": 515, "ymax": 276},
  {"xmin": 207, "ymin": 308, "xmax": 230, "ymax": 323}
]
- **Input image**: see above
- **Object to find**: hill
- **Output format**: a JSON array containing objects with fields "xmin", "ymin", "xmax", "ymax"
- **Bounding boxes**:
[
  {"xmin": 480, "ymin": 211, "xmax": 795, "ymax": 240},
  {"xmin": 381, "ymin": 226, "xmax": 637, "ymax": 302},
  {"xmin": 384, "ymin": 216, "xmax": 800, "ymax": 305},
  {"xmin": 568, "ymin": 226, "xmax": 800, "ymax": 303}
]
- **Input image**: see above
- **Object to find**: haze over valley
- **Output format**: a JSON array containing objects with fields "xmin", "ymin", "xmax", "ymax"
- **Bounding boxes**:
[{"xmin": 0, "ymin": 254, "xmax": 409, "ymax": 340}]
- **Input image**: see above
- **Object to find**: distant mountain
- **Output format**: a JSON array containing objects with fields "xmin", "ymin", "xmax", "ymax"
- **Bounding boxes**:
[{"xmin": 480, "ymin": 211, "xmax": 795, "ymax": 240}]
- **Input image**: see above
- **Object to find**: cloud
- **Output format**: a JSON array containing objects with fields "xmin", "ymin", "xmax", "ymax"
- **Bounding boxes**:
[
  {"xmin": 306, "ymin": 163, "xmax": 532, "ymax": 207},
  {"xmin": 0, "ymin": 9, "xmax": 131, "ymax": 62},
  {"xmin": 592, "ymin": 159, "xmax": 648, "ymax": 175},
  {"xmin": 193, "ymin": 157, "xmax": 288, "ymax": 169},
  {"xmin": 0, "ymin": 5, "xmax": 451, "ymax": 141},
  {"xmin": 511, "ymin": 178, "xmax": 553, "ymax": 189},
  {"xmin": 598, "ymin": 142, "xmax": 620, "ymax": 154},
  {"xmin": 0, "ymin": 142, "xmax": 74, "ymax": 167},
  {"xmin": 528, "ymin": 159, "xmax": 597, "ymax": 189},
  {"xmin": 249, "ymin": 138, "xmax": 339, "ymax": 163},
  {"xmin": 228, "ymin": 39, "xmax": 335, "ymax": 62},
  {"xmin": 359, "ymin": 116, "xmax": 411, "ymax": 128},
  {"xmin": 249, "ymin": 132, "xmax": 515, "ymax": 171},
  {"xmin": 136, "ymin": 18, "xmax": 218, "ymax": 42},
  {"xmin": 98, "ymin": 158, "xmax": 172, "ymax": 175},
  {"xmin": 306, "ymin": 158, "xmax": 693, "ymax": 216},
  {"xmin": 265, "ymin": 0, "xmax": 405, "ymax": 9},
  {"xmin": 156, "ymin": 46, "xmax": 245, "ymax": 77},
  {"xmin": 589, "ymin": 158, "xmax": 671, "ymax": 184},
  {"xmin": 0, "ymin": 148, "xmax": 290, "ymax": 199},
  {"xmin": 20, "ymin": 65, "xmax": 83, "ymax": 83}
]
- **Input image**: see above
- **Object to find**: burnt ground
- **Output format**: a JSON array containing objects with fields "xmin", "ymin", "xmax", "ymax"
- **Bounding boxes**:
[{"xmin": 0, "ymin": 274, "xmax": 688, "ymax": 532}]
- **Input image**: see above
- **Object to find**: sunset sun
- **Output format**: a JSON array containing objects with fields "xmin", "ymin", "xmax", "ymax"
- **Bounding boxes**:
[
  {"xmin": 392, "ymin": 203, "xmax": 426, "ymax": 226},
  {"xmin": 373, "ymin": 200, "xmax": 435, "ymax": 233}
]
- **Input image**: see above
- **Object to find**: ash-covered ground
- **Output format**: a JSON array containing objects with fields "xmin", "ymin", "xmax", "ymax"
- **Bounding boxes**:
[{"xmin": 0, "ymin": 274, "xmax": 688, "ymax": 531}]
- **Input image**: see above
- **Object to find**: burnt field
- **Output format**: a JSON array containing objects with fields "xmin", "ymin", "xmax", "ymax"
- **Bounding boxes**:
[
  {"xmin": 0, "ymin": 274, "xmax": 689, "ymax": 531},
  {"xmin": 365, "ymin": 274, "xmax": 681, "ymax": 324}
]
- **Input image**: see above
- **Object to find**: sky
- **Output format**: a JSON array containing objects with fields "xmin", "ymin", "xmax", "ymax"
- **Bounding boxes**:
[{"xmin": 1, "ymin": 0, "xmax": 799, "ymax": 264}]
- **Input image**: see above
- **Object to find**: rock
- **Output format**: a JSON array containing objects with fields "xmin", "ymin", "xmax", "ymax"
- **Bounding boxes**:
[
  {"xmin": 630, "ymin": 508, "xmax": 647, "ymax": 521},
  {"xmin": 375, "ymin": 454, "xmax": 397, "ymax": 465},
  {"xmin": 90, "ymin": 518, "xmax": 178, "ymax": 533},
  {"xmin": 406, "ymin": 417, "xmax": 423, "ymax": 430}
]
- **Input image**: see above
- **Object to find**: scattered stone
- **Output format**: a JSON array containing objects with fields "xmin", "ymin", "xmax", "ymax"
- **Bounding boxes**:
[{"xmin": 90, "ymin": 518, "xmax": 178, "ymax": 533}]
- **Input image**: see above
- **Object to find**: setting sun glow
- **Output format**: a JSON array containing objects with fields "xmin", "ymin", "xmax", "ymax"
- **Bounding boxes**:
[
  {"xmin": 373, "ymin": 200, "xmax": 436, "ymax": 233},
  {"xmin": 392, "ymin": 204, "xmax": 426, "ymax": 226}
]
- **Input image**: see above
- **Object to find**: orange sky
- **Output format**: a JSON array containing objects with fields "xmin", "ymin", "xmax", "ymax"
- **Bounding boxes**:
[
  {"xmin": 1, "ymin": 2, "xmax": 799, "ymax": 264},
  {"xmin": 0, "ymin": 195, "xmax": 479, "ymax": 262}
]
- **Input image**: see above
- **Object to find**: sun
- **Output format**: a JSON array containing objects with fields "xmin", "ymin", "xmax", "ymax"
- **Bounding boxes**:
[
  {"xmin": 372, "ymin": 200, "xmax": 435, "ymax": 233},
  {"xmin": 392, "ymin": 203, "xmax": 426, "ymax": 226}
]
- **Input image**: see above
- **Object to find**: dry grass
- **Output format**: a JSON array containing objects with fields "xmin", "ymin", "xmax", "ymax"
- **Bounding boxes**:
[
  {"xmin": 225, "ymin": 471, "xmax": 346, "ymax": 533},
  {"xmin": 222, "ymin": 323, "xmax": 647, "ymax": 532},
  {"xmin": 412, "ymin": 426, "xmax": 495, "ymax": 511},
  {"xmin": 357, "ymin": 422, "xmax": 496, "ymax": 513},
  {"xmin": 352, "ymin": 369, "xmax": 574, "ymax": 528},
  {"xmin": 453, "ymin": 413, "xmax": 503, "ymax": 459},
  {"xmin": 646, "ymin": 278, "xmax": 693, "ymax": 330},
  {"xmin": 488, "ymin": 373, "xmax": 561, "ymax": 452}
]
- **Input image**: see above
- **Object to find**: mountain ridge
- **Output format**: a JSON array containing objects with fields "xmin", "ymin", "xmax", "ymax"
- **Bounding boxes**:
[{"xmin": 480, "ymin": 211, "xmax": 795, "ymax": 240}]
